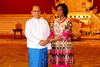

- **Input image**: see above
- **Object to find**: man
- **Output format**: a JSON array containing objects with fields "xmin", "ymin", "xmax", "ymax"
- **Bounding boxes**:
[{"xmin": 25, "ymin": 5, "xmax": 51, "ymax": 67}]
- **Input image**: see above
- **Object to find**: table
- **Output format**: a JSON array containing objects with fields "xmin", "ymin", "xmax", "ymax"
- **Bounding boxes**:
[{"xmin": 13, "ymin": 29, "xmax": 23, "ymax": 38}]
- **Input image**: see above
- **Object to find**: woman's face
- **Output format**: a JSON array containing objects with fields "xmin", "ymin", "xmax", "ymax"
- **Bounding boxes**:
[{"xmin": 57, "ymin": 6, "xmax": 64, "ymax": 17}]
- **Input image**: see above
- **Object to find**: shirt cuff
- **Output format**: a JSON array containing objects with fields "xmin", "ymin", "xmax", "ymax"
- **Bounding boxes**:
[{"xmin": 47, "ymin": 43, "xmax": 51, "ymax": 50}]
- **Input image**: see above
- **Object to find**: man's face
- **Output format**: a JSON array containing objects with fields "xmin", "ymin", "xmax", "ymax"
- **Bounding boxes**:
[{"xmin": 31, "ymin": 6, "xmax": 41, "ymax": 19}]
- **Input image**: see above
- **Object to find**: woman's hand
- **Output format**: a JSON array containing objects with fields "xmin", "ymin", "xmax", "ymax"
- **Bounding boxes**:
[
  {"xmin": 46, "ymin": 38, "xmax": 53, "ymax": 43},
  {"xmin": 46, "ymin": 38, "xmax": 51, "ymax": 43},
  {"xmin": 49, "ymin": 39, "xmax": 53, "ymax": 43},
  {"xmin": 49, "ymin": 37, "xmax": 62, "ymax": 43}
]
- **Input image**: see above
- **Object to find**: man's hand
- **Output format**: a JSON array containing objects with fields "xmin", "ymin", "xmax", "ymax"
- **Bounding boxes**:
[
  {"xmin": 39, "ymin": 40, "xmax": 47, "ymax": 46},
  {"xmin": 48, "ymin": 50, "xmax": 51, "ymax": 54}
]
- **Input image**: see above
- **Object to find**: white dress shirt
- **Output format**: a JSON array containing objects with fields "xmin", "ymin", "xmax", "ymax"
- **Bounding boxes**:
[{"xmin": 25, "ymin": 18, "xmax": 51, "ymax": 49}]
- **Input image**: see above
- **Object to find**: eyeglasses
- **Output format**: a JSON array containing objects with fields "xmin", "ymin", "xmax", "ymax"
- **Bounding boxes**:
[{"xmin": 33, "ymin": 10, "xmax": 41, "ymax": 12}]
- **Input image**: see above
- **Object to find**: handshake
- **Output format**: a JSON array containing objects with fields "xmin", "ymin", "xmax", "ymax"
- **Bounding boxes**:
[{"xmin": 39, "ymin": 38, "xmax": 53, "ymax": 46}]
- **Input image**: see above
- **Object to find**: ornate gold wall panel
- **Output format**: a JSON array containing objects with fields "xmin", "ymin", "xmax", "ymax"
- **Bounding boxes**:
[
  {"xmin": 55, "ymin": 0, "xmax": 93, "ymax": 12},
  {"xmin": 54, "ymin": 0, "xmax": 100, "ymax": 35}
]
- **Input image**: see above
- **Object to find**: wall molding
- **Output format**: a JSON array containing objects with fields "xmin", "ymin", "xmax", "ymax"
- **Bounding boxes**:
[{"xmin": 0, "ymin": 14, "xmax": 52, "ymax": 35}]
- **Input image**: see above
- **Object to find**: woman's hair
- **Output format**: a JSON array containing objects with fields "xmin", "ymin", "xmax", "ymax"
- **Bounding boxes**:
[{"xmin": 56, "ymin": 4, "xmax": 68, "ymax": 17}]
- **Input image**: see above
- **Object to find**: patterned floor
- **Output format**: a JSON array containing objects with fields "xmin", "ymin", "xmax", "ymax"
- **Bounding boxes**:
[{"xmin": 0, "ymin": 38, "xmax": 100, "ymax": 67}]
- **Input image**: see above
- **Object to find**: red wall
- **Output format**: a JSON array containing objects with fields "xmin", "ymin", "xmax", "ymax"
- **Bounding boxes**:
[
  {"xmin": 0, "ymin": 0, "xmax": 100, "ymax": 14},
  {"xmin": 0, "ymin": 0, "xmax": 55, "ymax": 14},
  {"xmin": 93, "ymin": 0, "xmax": 100, "ymax": 13}
]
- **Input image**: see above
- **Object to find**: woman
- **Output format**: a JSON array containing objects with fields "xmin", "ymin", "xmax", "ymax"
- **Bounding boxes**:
[{"xmin": 47, "ymin": 4, "xmax": 75, "ymax": 67}]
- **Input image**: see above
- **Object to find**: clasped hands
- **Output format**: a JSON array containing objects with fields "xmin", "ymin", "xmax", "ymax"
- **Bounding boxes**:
[{"xmin": 39, "ymin": 38, "xmax": 53, "ymax": 46}]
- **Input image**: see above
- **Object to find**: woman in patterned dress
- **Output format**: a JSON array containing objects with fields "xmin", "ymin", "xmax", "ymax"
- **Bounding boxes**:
[{"xmin": 47, "ymin": 4, "xmax": 75, "ymax": 67}]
